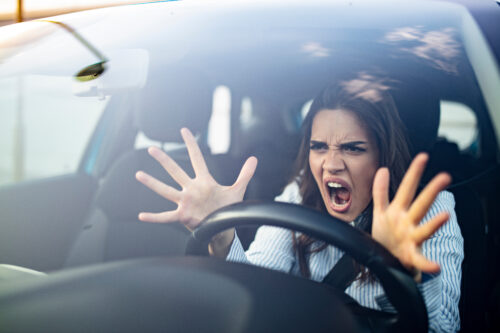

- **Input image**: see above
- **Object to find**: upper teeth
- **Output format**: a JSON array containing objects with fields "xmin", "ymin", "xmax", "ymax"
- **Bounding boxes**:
[{"xmin": 327, "ymin": 182, "xmax": 342, "ymax": 188}]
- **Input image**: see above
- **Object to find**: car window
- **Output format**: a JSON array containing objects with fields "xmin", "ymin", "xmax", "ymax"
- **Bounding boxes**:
[
  {"xmin": 207, "ymin": 85, "xmax": 231, "ymax": 154},
  {"xmin": 438, "ymin": 101, "xmax": 478, "ymax": 151},
  {"xmin": 239, "ymin": 97, "xmax": 254, "ymax": 130},
  {"xmin": 0, "ymin": 19, "xmax": 110, "ymax": 186},
  {"xmin": 0, "ymin": 75, "xmax": 107, "ymax": 186}
]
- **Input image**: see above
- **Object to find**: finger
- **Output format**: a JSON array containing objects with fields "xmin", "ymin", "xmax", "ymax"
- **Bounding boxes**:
[
  {"xmin": 233, "ymin": 156, "xmax": 258, "ymax": 192},
  {"xmin": 138, "ymin": 210, "xmax": 179, "ymax": 223},
  {"xmin": 180, "ymin": 128, "xmax": 210, "ymax": 177},
  {"xmin": 372, "ymin": 167, "xmax": 390, "ymax": 214},
  {"xmin": 411, "ymin": 252, "xmax": 441, "ymax": 274},
  {"xmin": 413, "ymin": 212, "xmax": 449, "ymax": 245},
  {"xmin": 392, "ymin": 153, "xmax": 429, "ymax": 209},
  {"xmin": 408, "ymin": 173, "xmax": 452, "ymax": 223},
  {"xmin": 136, "ymin": 171, "xmax": 182, "ymax": 202},
  {"xmin": 148, "ymin": 146, "xmax": 191, "ymax": 186}
]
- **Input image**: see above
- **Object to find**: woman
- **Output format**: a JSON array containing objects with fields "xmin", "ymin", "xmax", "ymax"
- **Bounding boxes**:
[{"xmin": 135, "ymin": 80, "xmax": 463, "ymax": 332}]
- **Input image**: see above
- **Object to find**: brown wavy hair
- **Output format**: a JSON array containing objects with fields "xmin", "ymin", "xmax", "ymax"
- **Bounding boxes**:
[{"xmin": 291, "ymin": 78, "xmax": 412, "ymax": 281}]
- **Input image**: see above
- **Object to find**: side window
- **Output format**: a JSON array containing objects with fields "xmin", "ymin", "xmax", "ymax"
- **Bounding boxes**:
[
  {"xmin": 0, "ymin": 20, "xmax": 112, "ymax": 187},
  {"xmin": 301, "ymin": 99, "xmax": 314, "ymax": 121},
  {"xmin": 0, "ymin": 76, "xmax": 107, "ymax": 186},
  {"xmin": 207, "ymin": 85, "xmax": 231, "ymax": 154},
  {"xmin": 438, "ymin": 101, "xmax": 478, "ymax": 150},
  {"xmin": 240, "ymin": 96, "xmax": 254, "ymax": 129}
]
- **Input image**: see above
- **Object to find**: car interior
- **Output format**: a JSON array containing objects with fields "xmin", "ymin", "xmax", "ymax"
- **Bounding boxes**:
[
  {"xmin": 55, "ymin": 65, "xmax": 498, "ymax": 332},
  {"xmin": 1, "ymin": 2, "xmax": 499, "ymax": 330},
  {"xmin": 1, "ymin": 65, "xmax": 498, "ymax": 331}
]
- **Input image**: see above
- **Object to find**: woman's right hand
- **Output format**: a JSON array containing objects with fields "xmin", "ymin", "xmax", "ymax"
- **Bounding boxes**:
[{"xmin": 135, "ymin": 128, "xmax": 258, "ymax": 231}]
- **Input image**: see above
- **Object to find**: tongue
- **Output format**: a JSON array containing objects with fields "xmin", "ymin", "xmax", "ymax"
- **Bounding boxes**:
[{"xmin": 336, "ymin": 188, "xmax": 350, "ymax": 202}]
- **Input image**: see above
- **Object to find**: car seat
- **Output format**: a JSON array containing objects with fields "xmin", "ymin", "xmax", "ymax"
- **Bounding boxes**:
[
  {"xmin": 391, "ymin": 78, "xmax": 488, "ymax": 333},
  {"xmin": 230, "ymin": 98, "xmax": 302, "ymax": 249},
  {"xmin": 66, "ymin": 67, "xmax": 216, "ymax": 267},
  {"xmin": 426, "ymin": 138, "xmax": 490, "ymax": 333}
]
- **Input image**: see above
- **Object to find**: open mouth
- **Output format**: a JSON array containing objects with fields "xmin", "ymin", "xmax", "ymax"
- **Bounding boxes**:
[{"xmin": 326, "ymin": 181, "xmax": 352, "ymax": 213}]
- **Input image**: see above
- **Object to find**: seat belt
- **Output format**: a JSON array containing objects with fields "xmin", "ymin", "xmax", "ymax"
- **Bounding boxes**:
[
  {"xmin": 322, "ymin": 253, "xmax": 357, "ymax": 290},
  {"xmin": 322, "ymin": 214, "xmax": 371, "ymax": 290}
]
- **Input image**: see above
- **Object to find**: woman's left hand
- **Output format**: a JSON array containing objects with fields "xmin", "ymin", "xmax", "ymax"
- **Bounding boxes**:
[{"xmin": 371, "ymin": 153, "xmax": 451, "ymax": 279}]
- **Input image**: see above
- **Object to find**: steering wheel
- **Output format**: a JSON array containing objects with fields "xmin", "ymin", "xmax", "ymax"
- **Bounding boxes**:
[{"xmin": 186, "ymin": 201, "xmax": 428, "ymax": 333}]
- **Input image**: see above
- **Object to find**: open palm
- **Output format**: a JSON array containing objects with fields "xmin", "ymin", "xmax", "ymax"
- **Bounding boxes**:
[
  {"xmin": 371, "ymin": 153, "xmax": 451, "ymax": 277},
  {"xmin": 136, "ymin": 128, "xmax": 258, "ymax": 231}
]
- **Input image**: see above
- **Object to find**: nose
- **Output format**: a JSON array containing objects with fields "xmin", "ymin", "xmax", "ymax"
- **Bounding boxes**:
[{"xmin": 323, "ymin": 148, "xmax": 345, "ymax": 173}]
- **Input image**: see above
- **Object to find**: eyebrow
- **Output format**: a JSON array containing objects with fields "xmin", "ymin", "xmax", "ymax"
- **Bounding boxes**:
[
  {"xmin": 310, "ymin": 140, "xmax": 368, "ymax": 145},
  {"xmin": 340, "ymin": 141, "xmax": 368, "ymax": 146}
]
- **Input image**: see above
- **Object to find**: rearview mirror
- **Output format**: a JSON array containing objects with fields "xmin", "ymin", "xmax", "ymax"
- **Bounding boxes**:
[{"xmin": 72, "ymin": 49, "xmax": 149, "ymax": 97}]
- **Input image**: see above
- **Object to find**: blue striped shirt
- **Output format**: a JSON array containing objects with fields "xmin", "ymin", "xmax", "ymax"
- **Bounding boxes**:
[{"xmin": 227, "ymin": 182, "xmax": 464, "ymax": 332}]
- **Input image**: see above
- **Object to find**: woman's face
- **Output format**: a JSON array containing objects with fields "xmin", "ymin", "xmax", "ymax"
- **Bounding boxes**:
[{"xmin": 309, "ymin": 109, "xmax": 379, "ymax": 222}]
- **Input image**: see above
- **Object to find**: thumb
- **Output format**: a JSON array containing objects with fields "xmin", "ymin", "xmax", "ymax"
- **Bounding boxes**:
[
  {"xmin": 233, "ymin": 156, "xmax": 258, "ymax": 192},
  {"xmin": 372, "ymin": 167, "xmax": 390, "ymax": 215}
]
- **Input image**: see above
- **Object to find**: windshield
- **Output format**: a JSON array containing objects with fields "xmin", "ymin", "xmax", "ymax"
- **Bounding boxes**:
[{"xmin": 0, "ymin": 0, "xmax": 498, "ymax": 188}]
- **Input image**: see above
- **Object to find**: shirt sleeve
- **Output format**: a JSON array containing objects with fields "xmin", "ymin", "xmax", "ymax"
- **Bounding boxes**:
[
  {"xmin": 421, "ymin": 191, "xmax": 463, "ymax": 332},
  {"xmin": 226, "ymin": 231, "xmax": 250, "ymax": 264},
  {"xmin": 375, "ymin": 191, "xmax": 464, "ymax": 332}
]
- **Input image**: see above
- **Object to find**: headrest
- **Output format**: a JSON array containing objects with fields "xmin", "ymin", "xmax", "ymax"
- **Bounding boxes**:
[
  {"xmin": 136, "ymin": 66, "xmax": 213, "ymax": 142},
  {"xmin": 389, "ymin": 77, "xmax": 440, "ymax": 156}
]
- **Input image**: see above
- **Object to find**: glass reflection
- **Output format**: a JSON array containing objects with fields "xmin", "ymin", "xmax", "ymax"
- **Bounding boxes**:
[
  {"xmin": 301, "ymin": 42, "xmax": 330, "ymax": 58},
  {"xmin": 340, "ymin": 72, "xmax": 393, "ymax": 103},
  {"xmin": 383, "ymin": 26, "xmax": 460, "ymax": 74}
]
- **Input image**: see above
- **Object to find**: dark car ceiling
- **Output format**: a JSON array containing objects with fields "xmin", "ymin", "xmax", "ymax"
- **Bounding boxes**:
[{"xmin": 440, "ymin": 0, "xmax": 500, "ymax": 64}]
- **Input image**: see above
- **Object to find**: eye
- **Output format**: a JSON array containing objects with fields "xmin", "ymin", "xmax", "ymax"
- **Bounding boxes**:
[
  {"xmin": 310, "ymin": 141, "xmax": 328, "ymax": 151},
  {"xmin": 342, "ymin": 144, "xmax": 366, "ymax": 153}
]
